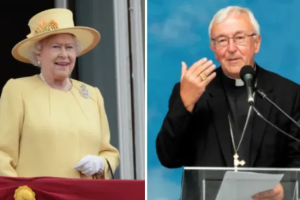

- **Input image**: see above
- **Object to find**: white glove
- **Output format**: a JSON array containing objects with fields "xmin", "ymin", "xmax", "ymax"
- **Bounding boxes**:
[{"xmin": 74, "ymin": 155, "xmax": 104, "ymax": 176}]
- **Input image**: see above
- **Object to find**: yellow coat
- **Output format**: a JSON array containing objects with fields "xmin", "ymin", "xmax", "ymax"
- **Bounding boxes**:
[{"xmin": 0, "ymin": 75, "xmax": 120, "ymax": 179}]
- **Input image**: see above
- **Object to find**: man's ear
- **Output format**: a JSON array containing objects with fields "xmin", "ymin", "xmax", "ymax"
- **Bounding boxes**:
[{"xmin": 254, "ymin": 34, "xmax": 261, "ymax": 54}]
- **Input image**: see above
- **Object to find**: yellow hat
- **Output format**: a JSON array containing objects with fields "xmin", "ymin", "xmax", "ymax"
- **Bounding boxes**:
[{"xmin": 12, "ymin": 8, "xmax": 101, "ymax": 63}]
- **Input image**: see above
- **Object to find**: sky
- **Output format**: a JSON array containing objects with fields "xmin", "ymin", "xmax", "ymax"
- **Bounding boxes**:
[{"xmin": 147, "ymin": 0, "xmax": 300, "ymax": 199}]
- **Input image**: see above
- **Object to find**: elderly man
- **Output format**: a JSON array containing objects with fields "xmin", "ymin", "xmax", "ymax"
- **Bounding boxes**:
[{"xmin": 156, "ymin": 5, "xmax": 300, "ymax": 200}]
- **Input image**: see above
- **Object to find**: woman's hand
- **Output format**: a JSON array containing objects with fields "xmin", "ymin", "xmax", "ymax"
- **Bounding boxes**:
[{"xmin": 74, "ymin": 155, "xmax": 104, "ymax": 176}]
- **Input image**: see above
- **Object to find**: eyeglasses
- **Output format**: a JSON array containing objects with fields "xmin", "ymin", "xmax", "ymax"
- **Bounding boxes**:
[{"xmin": 211, "ymin": 33, "xmax": 257, "ymax": 48}]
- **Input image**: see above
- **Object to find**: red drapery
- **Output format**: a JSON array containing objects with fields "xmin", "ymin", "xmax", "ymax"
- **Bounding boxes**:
[{"xmin": 0, "ymin": 176, "xmax": 145, "ymax": 200}]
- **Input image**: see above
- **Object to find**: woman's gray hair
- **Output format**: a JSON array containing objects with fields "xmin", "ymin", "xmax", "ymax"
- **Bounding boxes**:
[{"xmin": 27, "ymin": 34, "xmax": 82, "ymax": 67}]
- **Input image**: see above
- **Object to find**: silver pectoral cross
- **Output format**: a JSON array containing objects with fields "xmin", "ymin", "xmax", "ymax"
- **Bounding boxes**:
[{"xmin": 233, "ymin": 153, "xmax": 245, "ymax": 172}]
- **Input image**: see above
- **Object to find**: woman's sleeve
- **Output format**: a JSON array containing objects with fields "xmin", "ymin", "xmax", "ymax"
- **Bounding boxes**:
[
  {"xmin": 0, "ymin": 79, "xmax": 24, "ymax": 177},
  {"xmin": 95, "ymin": 87, "xmax": 120, "ymax": 179}
]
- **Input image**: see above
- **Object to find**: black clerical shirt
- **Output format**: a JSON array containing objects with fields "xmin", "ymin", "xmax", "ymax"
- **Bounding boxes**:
[{"xmin": 221, "ymin": 72, "xmax": 255, "ymax": 166}]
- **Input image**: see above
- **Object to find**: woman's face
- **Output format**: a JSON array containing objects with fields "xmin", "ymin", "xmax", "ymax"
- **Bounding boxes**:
[{"xmin": 37, "ymin": 33, "xmax": 77, "ymax": 81}]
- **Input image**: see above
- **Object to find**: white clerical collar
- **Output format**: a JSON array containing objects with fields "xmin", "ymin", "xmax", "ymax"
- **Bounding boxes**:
[
  {"xmin": 224, "ymin": 73, "xmax": 244, "ymax": 86},
  {"xmin": 223, "ymin": 65, "xmax": 257, "ymax": 87}
]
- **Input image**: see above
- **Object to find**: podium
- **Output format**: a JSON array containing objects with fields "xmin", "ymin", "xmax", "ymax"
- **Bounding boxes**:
[
  {"xmin": 0, "ymin": 176, "xmax": 145, "ymax": 200},
  {"xmin": 181, "ymin": 167, "xmax": 300, "ymax": 200}
]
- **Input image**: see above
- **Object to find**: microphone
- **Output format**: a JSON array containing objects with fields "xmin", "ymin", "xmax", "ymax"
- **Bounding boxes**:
[
  {"xmin": 239, "ymin": 68, "xmax": 300, "ymax": 144},
  {"xmin": 240, "ymin": 65, "xmax": 256, "ymax": 105},
  {"xmin": 256, "ymin": 88, "xmax": 300, "ymax": 129}
]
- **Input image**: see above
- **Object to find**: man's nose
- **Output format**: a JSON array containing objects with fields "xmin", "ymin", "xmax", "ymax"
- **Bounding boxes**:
[{"xmin": 227, "ymin": 39, "xmax": 237, "ymax": 53}]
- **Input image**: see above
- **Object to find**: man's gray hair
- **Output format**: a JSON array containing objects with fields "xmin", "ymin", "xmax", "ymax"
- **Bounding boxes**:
[
  {"xmin": 27, "ymin": 34, "xmax": 82, "ymax": 67},
  {"xmin": 208, "ymin": 6, "xmax": 260, "ymax": 39}
]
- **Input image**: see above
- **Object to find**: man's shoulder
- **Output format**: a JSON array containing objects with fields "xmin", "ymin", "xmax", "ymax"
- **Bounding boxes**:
[{"xmin": 259, "ymin": 67, "xmax": 300, "ymax": 91}]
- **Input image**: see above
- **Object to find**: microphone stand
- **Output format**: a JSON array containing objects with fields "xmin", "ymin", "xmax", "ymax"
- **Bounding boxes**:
[
  {"xmin": 250, "ymin": 105, "xmax": 300, "ymax": 143},
  {"xmin": 255, "ymin": 88, "xmax": 300, "ymax": 129}
]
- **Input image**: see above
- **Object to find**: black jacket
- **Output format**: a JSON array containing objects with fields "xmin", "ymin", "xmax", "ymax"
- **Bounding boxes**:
[{"xmin": 156, "ymin": 65, "xmax": 300, "ymax": 199}]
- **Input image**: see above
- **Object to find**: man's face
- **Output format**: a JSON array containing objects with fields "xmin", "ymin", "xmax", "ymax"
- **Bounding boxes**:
[{"xmin": 210, "ymin": 12, "xmax": 261, "ymax": 78}]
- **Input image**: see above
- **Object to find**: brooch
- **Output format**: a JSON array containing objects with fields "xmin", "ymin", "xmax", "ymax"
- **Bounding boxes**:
[
  {"xmin": 80, "ymin": 84, "xmax": 90, "ymax": 99},
  {"xmin": 14, "ymin": 185, "xmax": 35, "ymax": 200}
]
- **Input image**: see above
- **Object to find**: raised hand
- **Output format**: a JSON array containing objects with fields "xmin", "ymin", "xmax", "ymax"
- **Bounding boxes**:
[{"xmin": 180, "ymin": 58, "xmax": 216, "ymax": 112}]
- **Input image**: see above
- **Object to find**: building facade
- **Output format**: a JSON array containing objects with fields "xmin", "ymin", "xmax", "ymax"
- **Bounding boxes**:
[{"xmin": 55, "ymin": 0, "xmax": 145, "ymax": 180}]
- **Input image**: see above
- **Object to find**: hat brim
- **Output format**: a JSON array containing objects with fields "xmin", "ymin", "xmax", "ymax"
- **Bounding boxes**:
[{"xmin": 12, "ymin": 26, "xmax": 100, "ymax": 63}]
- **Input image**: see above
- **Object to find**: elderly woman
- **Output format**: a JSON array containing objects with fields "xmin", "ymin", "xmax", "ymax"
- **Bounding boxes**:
[{"xmin": 0, "ymin": 8, "xmax": 119, "ymax": 179}]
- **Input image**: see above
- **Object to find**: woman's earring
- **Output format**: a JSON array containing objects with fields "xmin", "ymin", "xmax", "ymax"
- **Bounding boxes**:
[{"xmin": 37, "ymin": 60, "xmax": 41, "ymax": 66}]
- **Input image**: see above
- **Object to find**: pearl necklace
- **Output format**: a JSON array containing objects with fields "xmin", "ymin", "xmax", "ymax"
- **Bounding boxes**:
[{"xmin": 39, "ymin": 73, "xmax": 72, "ymax": 92}]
